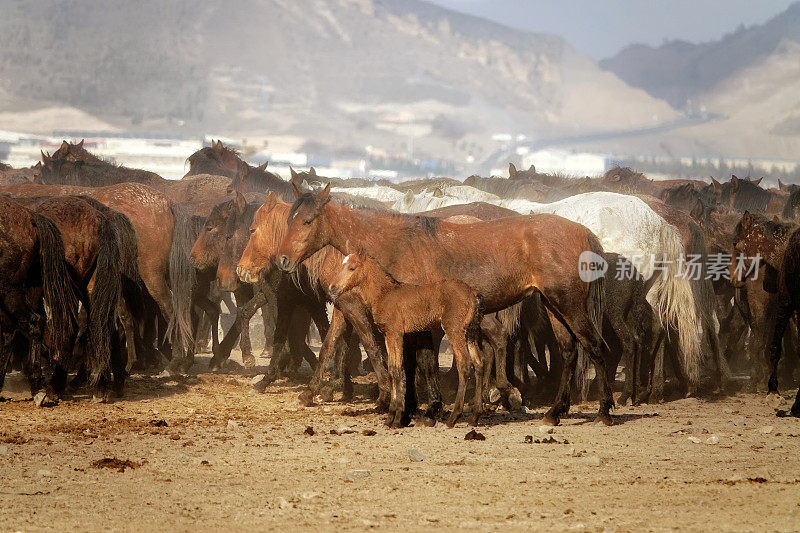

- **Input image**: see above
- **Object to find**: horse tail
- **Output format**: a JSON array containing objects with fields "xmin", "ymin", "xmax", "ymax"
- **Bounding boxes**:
[
  {"xmin": 88, "ymin": 213, "xmax": 121, "ymax": 386},
  {"xmin": 576, "ymin": 233, "xmax": 606, "ymax": 401},
  {"xmin": 168, "ymin": 203, "xmax": 197, "ymax": 351},
  {"xmin": 496, "ymin": 301, "xmax": 521, "ymax": 337},
  {"xmin": 32, "ymin": 213, "xmax": 80, "ymax": 362},
  {"xmin": 647, "ymin": 222, "xmax": 701, "ymax": 388}
]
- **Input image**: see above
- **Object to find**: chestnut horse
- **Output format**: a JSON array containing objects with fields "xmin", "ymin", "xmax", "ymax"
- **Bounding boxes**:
[
  {"xmin": 0, "ymin": 182, "xmax": 197, "ymax": 370},
  {"xmin": 0, "ymin": 197, "xmax": 81, "ymax": 406},
  {"xmin": 331, "ymin": 248, "xmax": 485, "ymax": 427},
  {"xmin": 271, "ymin": 184, "xmax": 610, "ymax": 426}
]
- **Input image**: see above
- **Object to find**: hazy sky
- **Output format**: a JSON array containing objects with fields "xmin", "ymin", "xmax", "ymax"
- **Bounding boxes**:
[{"xmin": 428, "ymin": 0, "xmax": 796, "ymax": 59}]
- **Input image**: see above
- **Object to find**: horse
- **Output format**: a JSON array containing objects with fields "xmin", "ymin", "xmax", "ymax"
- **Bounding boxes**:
[
  {"xmin": 0, "ymin": 182, "xmax": 197, "ymax": 371},
  {"xmin": 0, "ymin": 197, "xmax": 81, "ymax": 406},
  {"xmin": 184, "ymin": 141, "xmax": 294, "ymax": 198},
  {"xmin": 39, "ymin": 148, "xmax": 166, "ymax": 188},
  {"xmin": 11, "ymin": 195, "xmax": 133, "ymax": 400},
  {"xmin": 271, "ymin": 184, "xmax": 610, "ymax": 427},
  {"xmin": 729, "ymin": 211, "xmax": 799, "ymax": 390},
  {"xmin": 190, "ymin": 192, "xmax": 324, "ymax": 375},
  {"xmin": 331, "ymin": 248, "xmax": 485, "ymax": 428}
]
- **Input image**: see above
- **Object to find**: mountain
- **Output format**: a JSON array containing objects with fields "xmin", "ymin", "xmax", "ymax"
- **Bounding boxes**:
[
  {"xmin": 600, "ymin": 2, "xmax": 800, "ymax": 110},
  {"xmin": 0, "ymin": 0, "xmax": 676, "ymax": 161}
]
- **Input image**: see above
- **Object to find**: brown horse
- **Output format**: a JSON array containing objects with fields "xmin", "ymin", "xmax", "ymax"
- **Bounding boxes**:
[
  {"xmin": 331, "ymin": 248, "xmax": 484, "ymax": 427},
  {"xmin": 0, "ymin": 197, "xmax": 81, "ymax": 406},
  {"xmin": 0, "ymin": 182, "xmax": 197, "ymax": 370},
  {"xmin": 184, "ymin": 142, "xmax": 294, "ymax": 199},
  {"xmin": 272, "ymin": 184, "xmax": 610, "ymax": 426}
]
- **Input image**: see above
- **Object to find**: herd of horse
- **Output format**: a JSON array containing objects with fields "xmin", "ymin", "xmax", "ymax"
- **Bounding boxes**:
[{"xmin": 1, "ymin": 140, "xmax": 800, "ymax": 427}]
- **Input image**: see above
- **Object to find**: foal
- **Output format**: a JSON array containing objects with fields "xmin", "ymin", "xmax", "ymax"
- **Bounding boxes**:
[{"xmin": 331, "ymin": 248, "xmax": 484, "ymax": 427}]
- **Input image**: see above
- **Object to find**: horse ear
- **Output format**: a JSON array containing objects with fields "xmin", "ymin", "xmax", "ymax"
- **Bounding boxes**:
[
  {"xmin": 508, "ymin": 163, "xmax": 517, "ymax": 179},
  {"xmin": 690, "ymin": 199, "xmax": 705, "ymax": 223},
  {"xmin": 78, "ymin": 139, "xmax": 84, "ymax": 148},
  {"xmin": 291, "ymin": 181, "xmax": 303, "ymax": 199},
  {"xmin": 730, "ymin": 175, "xmax": 739, "ymax": 192},
  {"xmin": 752, "ymin": 177, "xmax": 763, "ymax": 186},
  {"xmin": 710, "ymin": 176, "xmax": 722, "ymax": 192},
  {"xmin": 773, "ymin": 215, "xmax": 781, "ymax": 222},
  {"xmin": 263, "ymin": 190, "xmax": 277, "ymax": 209},
  {"xmin": 315, "ymin": 183, "xmax": 331, "ymax": 207},
  {"xmin": 60, "ymin": 140, "xmax": 69, "ymax": 150},
  {"xmin": 779, "ymin": 179, "xmax": 787, "ymax": 191},
  {"xmin": 235, "ymin": 191, "xmax": 247, "ymax": 214},
  {"xmin": 290, "ymin": 166, "xmax": 299, "ymax": 179},
  {"xmin": 528, "ymin": 164, "xmax": 536, "ymax": 174},
  {"xmin": 741, "ymin": 210, "xmax": 752, "ymax": 229},
  {"xmin": 433, "ymin": 187, "xmax": 443, "ymax": 197},
  {"xmin": 41, "ymin": 150, "xmax": 50, "ymax": 164},
  {"xmin": 309, "ymin": 167, "xmax": 317, "ymax": 177},
  {"xmin": 257, "ymin": 161, "xmax": 268, "ymax": 171}
]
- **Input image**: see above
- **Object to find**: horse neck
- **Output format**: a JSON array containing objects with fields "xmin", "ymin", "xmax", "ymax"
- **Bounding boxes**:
[
  {"xmin": 356, "ymin": 260, "xmax": 398, "ymax": 308},
  {"xmin": 324, "ymin": 203, "xmax": 408, "ymax": 257}
]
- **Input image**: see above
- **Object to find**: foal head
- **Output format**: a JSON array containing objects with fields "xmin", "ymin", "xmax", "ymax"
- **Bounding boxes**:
[
  {"xmin": 276, "ymin": 183, "xmax": 331, "ymax": 272},
  {"xmin": 329, "ymin": 247, "xmax": 392, "ymax": 301}
]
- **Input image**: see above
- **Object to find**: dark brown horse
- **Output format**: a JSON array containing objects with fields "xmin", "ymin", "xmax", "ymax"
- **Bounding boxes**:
[
  {"xmin": 0, "ymin": 197, "xmax": 81, "ymax": 406},
  {"xmin": 271, "ymin": 184, "xmax": 610, "ymax": 427},
  {"xmin": 12, "ymin": 196, "xmax": 131, "ymax": 400},
  {"xmin": 184, "ymin": 142, "xmax": 294, "ymax": 199},
  {"xmin": 0, "ymin": 182, "xmax": 197, "ymax": 371}
]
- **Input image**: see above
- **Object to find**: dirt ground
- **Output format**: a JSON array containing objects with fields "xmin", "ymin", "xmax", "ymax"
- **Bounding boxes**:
[{"xmin": 2, "ymin": 349, "xmax": 800, "ymax": 532}]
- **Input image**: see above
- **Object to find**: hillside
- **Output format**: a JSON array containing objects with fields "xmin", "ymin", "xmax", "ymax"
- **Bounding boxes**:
[
  {"xmin": 600, "ymin": 2, "xmax": 800, "ymax": 110},
  {"xmin": 0, "ymin": 0, "xmax": 676, "ymax": 161}
]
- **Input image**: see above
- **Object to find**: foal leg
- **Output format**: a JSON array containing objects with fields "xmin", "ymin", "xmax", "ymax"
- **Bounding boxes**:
[
  {"xmin": 418, "ymin": 329, "xmax": 444, "ymax": 423},
  {"xmin": 482, "ymin": 315, "xmax": 522, "ymax": 409},
  {"xmin": 384, "ymin": 333, "xmax": 407, "ymax": 428},
  {"xmin": 468, "ymin": 340, "xmax": 485, "ymax": 426},
  {"xmin": 767, "ymin": 291, "xmax": 795, "ymax": 398},
  {"xmin": 445, "ymin": 330, "xmax": 470, "ymax": 428}
]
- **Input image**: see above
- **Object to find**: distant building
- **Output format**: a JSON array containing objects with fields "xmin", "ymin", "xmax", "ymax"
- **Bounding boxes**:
[{"xmin": 522, "ymin": 149, "xmax": 611, "ymax": 177}]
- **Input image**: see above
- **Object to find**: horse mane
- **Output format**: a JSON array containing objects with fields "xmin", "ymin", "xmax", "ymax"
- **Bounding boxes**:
[{"xmin": 291, "ymin": 192, "xmax": 441, "ymax": 237}]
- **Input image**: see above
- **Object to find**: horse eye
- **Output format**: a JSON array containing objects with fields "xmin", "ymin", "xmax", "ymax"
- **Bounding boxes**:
[
  {"xmin": 249, "ymin": 228, "xmax": 256, "ymax": 234},
  {"xmin": 303, "ymin": 219, "xmax": 313, "ymax": 226},
  {"xmin": 349, "ymin": 266, "xmax": 356, "ymax": 271}
]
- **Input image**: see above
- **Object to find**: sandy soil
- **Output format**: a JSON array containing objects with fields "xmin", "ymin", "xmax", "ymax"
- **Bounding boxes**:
[{"xmin": 2, "ymin": 350, "xmax": 800, "ymax": 532}]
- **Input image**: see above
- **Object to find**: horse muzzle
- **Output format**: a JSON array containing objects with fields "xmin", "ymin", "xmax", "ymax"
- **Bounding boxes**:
[{"xmin": 236, "ymin": 265, "xmax": 260, "ymax": 284}]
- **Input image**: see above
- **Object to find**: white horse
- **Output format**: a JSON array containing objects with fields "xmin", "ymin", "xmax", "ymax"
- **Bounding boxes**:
[{"xmin": 393, "ymin": 188, "xmax": 701, "ymax": 383}]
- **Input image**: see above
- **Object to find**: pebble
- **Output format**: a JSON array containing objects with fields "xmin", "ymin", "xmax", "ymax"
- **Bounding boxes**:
[
  {"xmin": 300, "ymin": 491, "xmax": 320, "ymax": 500},
  {"xmin": 538, "ymin": 425, "xmax": 555, "ymax": 435},
  {"xmin": 226, "ymin": 420, "xmax": 239, "ymax": 430},
  {"xmin": 345, "ymin": 469, "xmax": 371, "ymax": 481},
  {"xmin": 408, "ymin": 449, "xmax": 424, "ymax": 462},
  {"xmin": 277, "ymin": 497, "xmax": 293, "ymax": 510},
  {"xmin": 583, "ymin": 455, "xmax": 602, "ymax": 467},
  {"xmin": 250, "ymin": 375, "xmax": 265, "ymax": 385},
  {"xmin": 0, "ymin": 445, "xmax": 9, "ymax": 455},
  {"xmin": 687, "ymin": 436, "xmax": 702, "ymax": 444},
  {"xmin": 706, "ymin": 435, "xmax": 719, "ymax": 445},
  {"xmin": 337, "ymin": 426, "xmax": 356, "ymax": 435},
  {"xmin": 37, "ymin": 469, "xmax": 55, "ymax": 478},
  {"xmin": 733, "ymin": 417, "xmax": 747, "ymax": 427},
  {"xmin": 760, "ymin": 425, "xmax": 774, "ymax": 434}
]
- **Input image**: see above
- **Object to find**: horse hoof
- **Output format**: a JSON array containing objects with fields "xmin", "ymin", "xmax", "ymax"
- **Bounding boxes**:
[
  {"xmin": 594, "ymin": 414, "xmax": 614, "ymax": 426},
  {"xmin": 298, "ymin": 390, "xmax": 315, "ymax": 407},
  {"xmin": 384, "ymin": 413, "xmax": 396, "ymax": 427},
  {"xmin": 319, "ymin": 386, "xmax": 335, "ymax": 403},
  {"xmin": 242, "ymin": 354, "xmax": 256, "ymax": 370},
  {"xmin": 541, "ymin": 413, "xmax": 560, "ymax": 426},
  {"xmin": 508, "ymin": 388, "xmax": 523, "ymax": 410},
  {"xmin": 468, "ymin": 413, "xmax": 480, "ymax": 426},
  {"xmin": 488, "ymin": 387, "xmax": 501, "ymax": 403},
  {"xmin": 251, "ymin": 375, "xmax": 269, "ymax": 394},
  {"xmin": 92, "ymin": 393, "xmax": 110, "ymax": 404},
  {"xmin": 445, "ymin": 416, "xmax": 456, "ymax": 428},
  {"xmin": 33, "ymin": 390, "xmax": 57, "ymax": 408},
  {"xmin": 420, "ymin": 416, "xmax": 437, "ymax": 427},
  {"xmin": 375, "ymin": 397, "xmax": 390, "ymax": 414},
  {"xmin": 425, "ymin": 401, "xmax": 444, "ymax": 420}
]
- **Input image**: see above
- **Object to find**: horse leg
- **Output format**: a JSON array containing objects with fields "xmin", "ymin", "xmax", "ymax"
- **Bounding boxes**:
[
  {"xmin": 468, "ymin": 340, "xmax": 484, "ymax": 426},
  {"xmin": 210, "ymin": 285, "xmax": 262, "ymax": 370},
  {"xmin": 298, "ymin": 308, "xmax": 347, "ymax": 405},
  {"xmin": 542, "ymin": 322, "xmax": 577, "ymax": 426},
  {"xmin": 117, "ymin": 300, "xmax": 138, "ymax": 373},
  {"xmin": 110, "ymin": 329, "xmax": 126, "ymax": 398},
  {"xmin": 252, "ymin": 295, "xmax": 293, "ymax": 391},
  {"xmin": 417, "ymin": 329, "xmax": 443, "ymax": 423},
  {"xmin": 445, "ymin": 330, "xmax": 470, "ymax": 428},
  {"xmin": 338, "ymin": 300, "xmax": 391, "ymax": 409},
  {"xmin": 384, "ymin": 333, "xmax": 406, "ymax": 428},
  {"xmin": 767, "ymin": 290, "xmax": 795, "ymax": 397}
]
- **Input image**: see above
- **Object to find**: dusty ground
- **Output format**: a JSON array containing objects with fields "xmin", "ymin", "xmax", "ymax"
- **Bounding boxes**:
[{"xmin": 2, "ymin": 349, "xmax": 800, "ymax": 532}]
